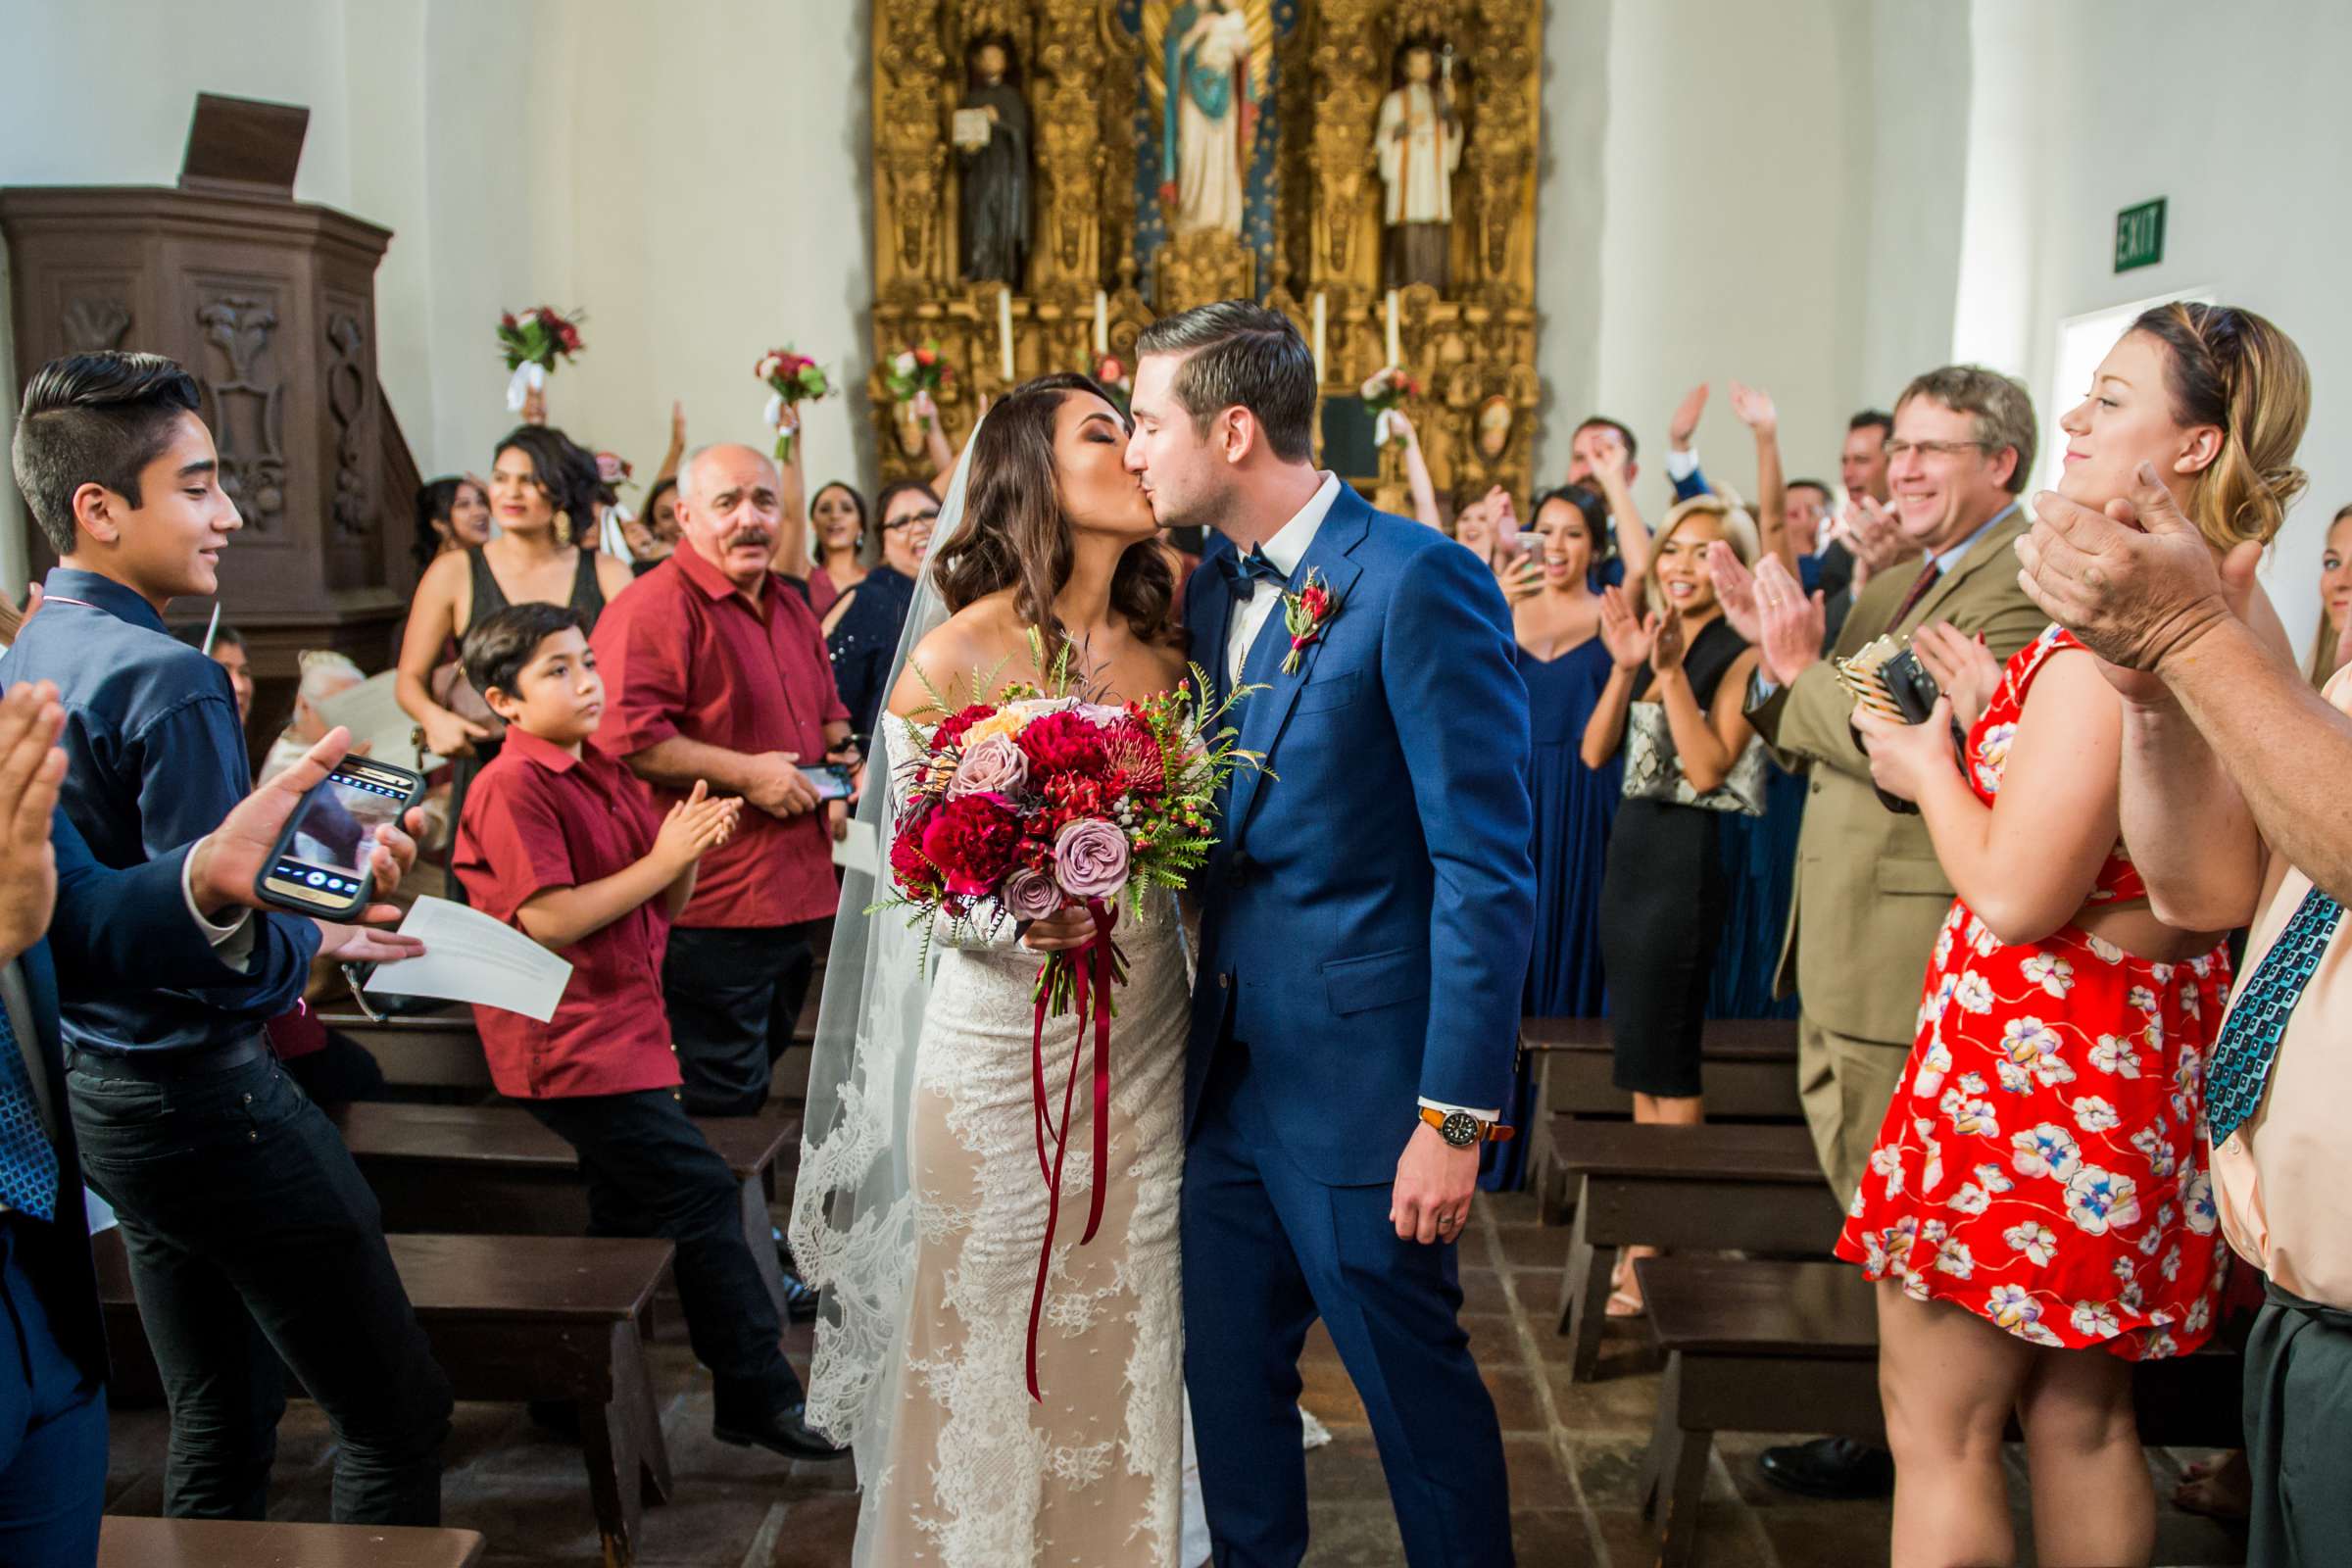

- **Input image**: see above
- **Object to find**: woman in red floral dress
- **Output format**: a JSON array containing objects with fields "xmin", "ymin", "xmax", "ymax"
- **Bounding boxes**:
[{"xmin": 1842, "ymin": 303, "xmax": 2310, "ymax": 1567}]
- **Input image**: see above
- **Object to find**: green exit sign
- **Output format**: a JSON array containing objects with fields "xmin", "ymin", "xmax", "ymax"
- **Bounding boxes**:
[{"xmin": 2116, "ymin": 198, "xmax": 2167, "ymax": 273}]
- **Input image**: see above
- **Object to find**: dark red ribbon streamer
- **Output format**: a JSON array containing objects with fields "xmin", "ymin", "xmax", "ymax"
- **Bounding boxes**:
[{"xmin": 1025, "ymin": 897, "xmax": 1122, "ymax": 1402}]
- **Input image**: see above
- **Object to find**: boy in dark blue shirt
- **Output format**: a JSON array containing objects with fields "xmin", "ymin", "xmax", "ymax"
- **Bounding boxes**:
[{"xmin": 7, "ymin": 351, "xmax": 453, "ymax": 1523}]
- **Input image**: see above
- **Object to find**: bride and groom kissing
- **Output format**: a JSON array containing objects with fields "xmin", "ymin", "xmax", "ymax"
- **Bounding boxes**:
[{"xmin": 791, "ymin": 301, "xmax": 1535, "ymax": 1567}]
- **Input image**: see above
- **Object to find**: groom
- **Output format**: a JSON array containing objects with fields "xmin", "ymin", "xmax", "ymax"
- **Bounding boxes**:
[{"xmin": 1127, "ymin": 302, "xmax": 1534, "ymax": 1566}]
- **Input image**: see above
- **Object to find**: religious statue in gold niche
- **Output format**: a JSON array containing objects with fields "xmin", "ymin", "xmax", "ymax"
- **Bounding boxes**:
[
  {"xmin": 1377, "ymin": 36, "xmax": 1461, "ymax": 290},
  {"xmin": 956, "ymin": 33, "xmax": 1031, "ymax": 284},
  {"xmin": 1147, "ymin": 0, "xmax": 1274, "ymax": 239}
]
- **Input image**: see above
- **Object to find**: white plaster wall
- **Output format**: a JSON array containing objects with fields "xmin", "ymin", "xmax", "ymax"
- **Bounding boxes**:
[{"xmin": 1958, "ymin": 0, "xmax": 2352, "ymax": 655}]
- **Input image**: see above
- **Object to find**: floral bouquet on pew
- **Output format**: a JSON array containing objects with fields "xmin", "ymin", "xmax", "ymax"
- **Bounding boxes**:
[
  {"xmin": 878, "ymin": 640, "xmax": 1259, "ymax": 1399},
  {"xmin": 756, "ymin": 347, "xmax": 830, "ymax": 463},
  {"xmin": 1359, "ymin": 365, "xmax": 1422, "ymax": 447},
  {"xmin": 497, "ymin": 306, "xmax": 585, "ymax": 416}
]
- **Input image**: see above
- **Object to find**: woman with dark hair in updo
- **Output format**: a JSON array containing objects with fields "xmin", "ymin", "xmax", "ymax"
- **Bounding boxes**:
[
  {"xmin": 821, "ymin": 477, "xmax": 940, "ymax": 742},
  {"xmin": 395, "ymin": 425, "xmax": 638, "ymax": 892},
  {"xmin": 412, "ymin": 474, "xmax": 491, "ymax": 575}
]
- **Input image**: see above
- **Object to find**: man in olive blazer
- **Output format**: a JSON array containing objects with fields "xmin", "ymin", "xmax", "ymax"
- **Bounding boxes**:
[{"xmin": 1743, "ymin": 367, "xmax": 2047, "ymax": 1207}]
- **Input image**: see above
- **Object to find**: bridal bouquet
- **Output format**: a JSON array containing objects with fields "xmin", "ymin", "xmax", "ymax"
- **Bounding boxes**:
[
  {"xmin": 1359, "ymin": 365, "xmax": 1421, "ymax": 446},
  {"xmin": 881, "ymin": 647, "xmax": 1257, "ymax": 1398},
  {"xmin": 497, "ymin": 307, "xmax": 585, "ymax": 415},
  {"xmin": 756, "ymin": 347, "xmax": 830, "ymax": 462},
  {"xmin": 882, "ymin": 341, "xmax": 954, "ymax": 403}
]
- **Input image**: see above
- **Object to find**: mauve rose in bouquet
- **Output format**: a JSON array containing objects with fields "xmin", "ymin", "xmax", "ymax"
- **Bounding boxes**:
[
  {"xmin": 756, "ymin": 347, "xmax": 831, "ymax": 463},
  {"xmin": 878, "ymin": 641, "xmax": 1259, "ymax": 1397},
  {"xmin": 497, "ymin": 306, "xmax": 585, "ymax": 414}
]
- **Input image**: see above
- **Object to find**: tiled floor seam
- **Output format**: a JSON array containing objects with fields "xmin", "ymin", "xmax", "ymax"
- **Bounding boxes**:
[{"xmin": 1480, "ymin": 1201, "xmax": 1613, "ymax": 1565}]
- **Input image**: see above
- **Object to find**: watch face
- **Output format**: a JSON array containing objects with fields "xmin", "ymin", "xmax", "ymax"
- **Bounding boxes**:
[{"xmin": 1440, "ymin": 1111, "xmax": 1479, "ymax": 1149}]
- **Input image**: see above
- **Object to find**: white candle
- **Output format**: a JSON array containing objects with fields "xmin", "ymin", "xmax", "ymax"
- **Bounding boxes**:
[
  {"xmin": 1384, "ymin": 289, "xmax": 1402, "ymax": 368},
  {"xmin": 1093, "ymin": 290, "xmax": 1109, "ymax": 358},
  {"xmin": 1311, "ymin": 291, "xmax": 1327, "ymax": 384},
  {"xmin": 999, "ymin": 287, "xmax": 1016, "ymax": 382}
]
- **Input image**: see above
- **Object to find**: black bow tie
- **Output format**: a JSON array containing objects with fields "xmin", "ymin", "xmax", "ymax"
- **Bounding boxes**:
[{"xmin": 1219, "ymin": 545, "xmax": 1286, "ymax": 597}]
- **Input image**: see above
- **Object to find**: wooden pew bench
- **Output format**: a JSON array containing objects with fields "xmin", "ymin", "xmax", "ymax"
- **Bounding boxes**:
[
  {"xmin": 97, "ymin": 1230, "xmax": 677, "ymax": 1568},
  {"xmin": 1633, "ymin": 1256, "xmax": 2245, "ymax": 1568},
  {"xmin": 99, "ymin": 1515, "xmax": 486, "ymax": 1567},
  {"xmin": 1551, "ymin": 1120, "xmax": 1843, "ymax": 1382},
  {"xmin": 318, "ymin": 1007, "xmax": 493, "ymax": 1096},
  {"xmin": 1522, "ymin": 1017, "xmax": 1805, "ymax": 1222},
  {"xmin": 332, "ymin": 1101, "xmax": 798, "ymax": 1321}
]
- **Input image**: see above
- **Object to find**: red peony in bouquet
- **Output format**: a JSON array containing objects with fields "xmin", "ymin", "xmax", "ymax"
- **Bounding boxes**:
[
  {"xmin": 882, "ymin": 341, "xmax": 954, "ymax": 403},
  {"xmin": 882, "ymin": 647, "xmax": 1257, "ymax": 1397},
  {"xmin": 497, "ymin": 307, "xmax": 585, "ymax": 416},
  {"xmin": 756, "ymin": 348, "xmax": 830, "ymax": 463}
]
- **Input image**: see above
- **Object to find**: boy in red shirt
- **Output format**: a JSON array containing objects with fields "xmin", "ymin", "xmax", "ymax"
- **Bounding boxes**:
[{"xmin": 453, "ymin": 603, "xmax": 837, "ymax": 1462}]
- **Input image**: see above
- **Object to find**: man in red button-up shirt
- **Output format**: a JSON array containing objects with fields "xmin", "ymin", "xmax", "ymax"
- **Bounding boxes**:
[{"xmin": 591, "ymin": 443, "xmax": 856, "ymax": 1116}]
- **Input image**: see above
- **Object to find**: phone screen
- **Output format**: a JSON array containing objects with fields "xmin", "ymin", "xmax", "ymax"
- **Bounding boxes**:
[
  {"xmin": 798, "ymin": 763, "xmax": 855, "ymax": 802},
  {"xmin": 267, "ymin": 766, "xmax": 411, "ymax": 904}
]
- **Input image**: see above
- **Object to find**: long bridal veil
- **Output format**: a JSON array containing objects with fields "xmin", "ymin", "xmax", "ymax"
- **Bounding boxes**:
[{"xmin": 787, "ymin": 420, "xmax": 982, "ymax": 1476}]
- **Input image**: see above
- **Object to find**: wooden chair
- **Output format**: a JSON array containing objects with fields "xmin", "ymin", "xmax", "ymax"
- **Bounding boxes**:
[
  {"xmin": 1551, "ymin": 1120, "xmax": 1843, "ymax": 1382},
  {"xmin": 99, "ymin": 1515, "xmax": 485, "ymax": 1567},
  {"xmin": 1633, "ymin": 1256, "xmax": 2245, "ymax": 1568},
  {"xmin": 96, "ymin": 1230, "xmax": 678, "ymax": 1568},
  {"xmin": 1522, "ymin": 1017, "xmax": 1805, "ymax": 1222},
  {"xmin": 332, "ymin": 1101, "xmax": 797, "ymax": 1320}
]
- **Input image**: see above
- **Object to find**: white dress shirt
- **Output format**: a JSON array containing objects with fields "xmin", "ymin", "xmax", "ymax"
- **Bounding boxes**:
[{"xmin": 1215, "ymin": 473, "xmax": 1499, "ymax": 1127}]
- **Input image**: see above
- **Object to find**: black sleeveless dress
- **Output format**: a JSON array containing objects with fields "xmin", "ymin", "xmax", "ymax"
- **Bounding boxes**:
[
  {"xmin": 446, "ymin": 546, "xmax": 610, "ymax": 901},
  {"xmin": 1596, "ymin": 616, "xmax": 1748, "ymax": 1098}
]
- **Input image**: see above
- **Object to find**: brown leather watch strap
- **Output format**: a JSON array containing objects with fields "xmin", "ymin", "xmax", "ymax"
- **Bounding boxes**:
[{"xmin": 1419, "ymin": 1106, "xmax": 1516, "ymax": 1143}]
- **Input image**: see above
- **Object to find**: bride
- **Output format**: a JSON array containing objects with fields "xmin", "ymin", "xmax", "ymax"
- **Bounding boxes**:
[{"xmin": 790, "ymin": 373, "xmax": 1194, "ymax": 1565}]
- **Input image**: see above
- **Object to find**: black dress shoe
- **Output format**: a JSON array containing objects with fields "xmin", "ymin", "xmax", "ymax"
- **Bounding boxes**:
[
  {"xmin": 713, "ymin": 1396, "xmax": 846, "ymax": 1462},
  {"xmin": 1757, "ymin": 1436, "xmax": 1894, "ymax": 1499}
]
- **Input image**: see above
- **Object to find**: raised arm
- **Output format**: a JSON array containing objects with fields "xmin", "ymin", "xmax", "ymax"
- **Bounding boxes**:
[
  {"xmin": 1649, "ymin": 615, "xmax": 1757, "ymax": 795},
  {"xmin": 915, "ymin": 391, "xmax": 958, "ymax": 499},
  {"xmin": 1392, "ymin": 413, "xmax": 1443, "ymax": 530},
  {"xmin": 1586, "ymin": 431, "xmax": 1652, "ymax": 590},
  {"xmin": 1729, "ymin": 381, "xmax": 1789, "ymax": 570},
  {"xmin": 649, "ymin": 401, "xmax": 687, "ymax": 496}
]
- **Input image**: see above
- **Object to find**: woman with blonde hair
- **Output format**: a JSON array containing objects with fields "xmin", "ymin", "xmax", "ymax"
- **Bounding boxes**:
[
  {"xmin": 1581, "ymin": 494, "xmax": 1766, "ymax": 1311},
  {"xmin": 1842, "ymin": 301, "xmax": 2307, "ymax": 1568}
]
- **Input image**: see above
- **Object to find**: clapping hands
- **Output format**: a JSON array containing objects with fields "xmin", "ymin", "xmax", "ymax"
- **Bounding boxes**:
[
  {"xmin": 1909, "ymin": 621, "xmax": 2003, "ymax": 731},
  {"xmin": 1598, "ymin": 585, "xmax": 1656, "ymax": 671}
]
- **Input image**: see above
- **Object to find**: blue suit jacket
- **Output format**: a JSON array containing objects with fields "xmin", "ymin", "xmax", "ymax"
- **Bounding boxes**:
[
  {"xmin": 1184, "ymin": 486, "xmax": 1537, "ymax": 1186},
  {"xmin": 14, "ymin": 811, "xmax": 265, "ymax": 1386}
]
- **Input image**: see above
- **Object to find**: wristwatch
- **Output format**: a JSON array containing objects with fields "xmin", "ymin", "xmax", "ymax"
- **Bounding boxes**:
[{"xmin": 1420, "ymin": 1107, "xmax": 1515, "ymax": 1149}]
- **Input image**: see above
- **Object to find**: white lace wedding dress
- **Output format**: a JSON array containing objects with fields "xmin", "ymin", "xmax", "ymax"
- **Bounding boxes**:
[{"xmin": 819, "ymin": 716, "xmax": 1192, "ymax": 1567}]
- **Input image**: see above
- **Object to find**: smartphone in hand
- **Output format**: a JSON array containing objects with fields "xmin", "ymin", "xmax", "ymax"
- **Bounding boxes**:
[{"xmin": 254, "ymin": 758, "xmax": 426, "ymax": 919}]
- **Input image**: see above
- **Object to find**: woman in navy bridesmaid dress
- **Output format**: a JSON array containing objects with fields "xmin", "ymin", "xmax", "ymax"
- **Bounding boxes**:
[{"xmin": 1486, "ymin": 484, "xmax": 1623, "ymax": 1190}]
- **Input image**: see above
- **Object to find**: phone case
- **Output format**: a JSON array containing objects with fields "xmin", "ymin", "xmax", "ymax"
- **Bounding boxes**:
[{"xmin": 253, "ymin": 757, "xmax": 426, "ymax": 920}]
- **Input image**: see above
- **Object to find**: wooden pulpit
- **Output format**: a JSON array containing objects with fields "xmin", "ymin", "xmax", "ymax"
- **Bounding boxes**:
[{"xmin": 2, "ymin": 92, "xmax": 424, "ymax": 757}]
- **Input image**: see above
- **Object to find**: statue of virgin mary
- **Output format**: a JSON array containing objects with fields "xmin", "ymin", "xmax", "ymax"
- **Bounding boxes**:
[{"xmin": 1159, "ymin": 0, "xmax": 1253, "ymax": 237}]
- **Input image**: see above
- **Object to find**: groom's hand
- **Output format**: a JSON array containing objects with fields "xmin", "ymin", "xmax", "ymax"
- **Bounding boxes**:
[{"xmin": 1392, "ymin": 1121, "xmax": 1477, "ymax": 1246}]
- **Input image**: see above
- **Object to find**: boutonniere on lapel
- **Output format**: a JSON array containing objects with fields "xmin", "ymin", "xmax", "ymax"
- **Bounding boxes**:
[{"xmin": 1280, "ymin": 570, "xmax": 1343, "ymax": 675}]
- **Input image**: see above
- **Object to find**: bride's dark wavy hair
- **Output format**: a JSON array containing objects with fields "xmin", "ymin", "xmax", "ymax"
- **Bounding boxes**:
[{"xmin": 928, "ymin": 371, "xmax": 1178, "ymax": 654}]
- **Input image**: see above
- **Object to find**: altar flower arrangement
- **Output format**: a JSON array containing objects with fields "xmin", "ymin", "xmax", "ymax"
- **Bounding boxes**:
[
  {"xmin": 497, "ymin": 307, "xmax": 585, "ymax": 415},
  {"xmin": 756, "ymin": 347, "xmax": 831, "ymax": 462},
  {"xmin": 880, "ymin": 641, "xmax": 1259, "ymax": 1399},
  {"xmin": 1359, "ymin": 365, "xmax": 1421, "ymax": 447},
  {"xmin": 1095, "ymin": 355, "xmax": 1132, "ymax": 416},
  {"xmin": 883, "ymin": 341, "xmax": 954, "ymax": 403}
]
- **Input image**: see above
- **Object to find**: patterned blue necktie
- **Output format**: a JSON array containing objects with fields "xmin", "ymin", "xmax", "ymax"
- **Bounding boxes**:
[
  {"xmin": 2206, "ymin": 884, "xmax": 2343, "ymax": 1149},
  {"xmin": 0, "ymin": 1004, "xmax": 60, "ymax": 1223}
]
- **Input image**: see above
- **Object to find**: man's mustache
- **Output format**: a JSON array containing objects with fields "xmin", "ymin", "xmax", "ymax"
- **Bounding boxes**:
[{"xmin": 723, "ymin": 529, "xmax": 774, "ymax": 550}]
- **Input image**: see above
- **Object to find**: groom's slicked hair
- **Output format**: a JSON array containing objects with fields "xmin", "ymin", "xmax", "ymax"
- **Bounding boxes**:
[{"xmin": 1135, "ymin": 300, "xmax": 1316, "ymax": 464}]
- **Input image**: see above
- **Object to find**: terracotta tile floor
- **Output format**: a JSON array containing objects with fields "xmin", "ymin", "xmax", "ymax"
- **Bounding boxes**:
[{"xmin": 102, "ymin": 1188, "xmax": 2250, "ymax": 1565}]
